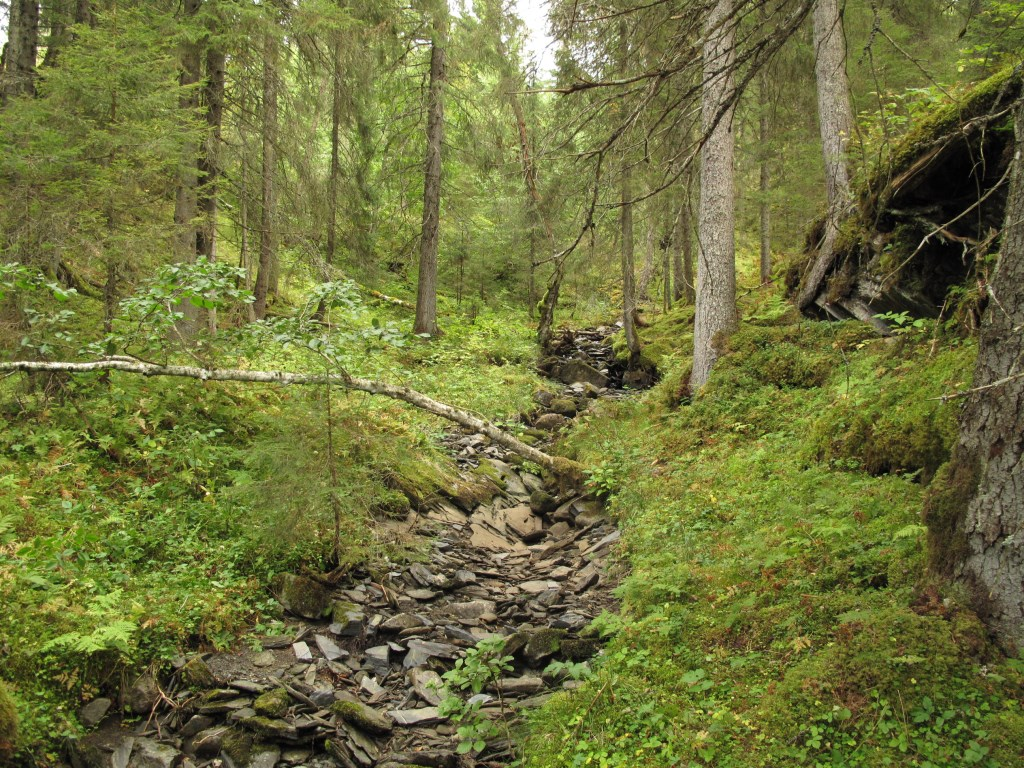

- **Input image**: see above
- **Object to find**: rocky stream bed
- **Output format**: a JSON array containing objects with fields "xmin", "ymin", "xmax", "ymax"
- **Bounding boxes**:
[{"xmin": 66, "ymin": 326, "xmax": 643, "ymax": 768}]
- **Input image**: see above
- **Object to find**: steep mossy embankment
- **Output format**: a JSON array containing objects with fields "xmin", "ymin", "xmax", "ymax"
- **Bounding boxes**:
[
  {"xmin": 520, "ymin": 296, "xmax": 1024, "ymax": 767},
  {"xmin": 790, "ymin": 66, "xmax": 1022, "ymax": 325}
]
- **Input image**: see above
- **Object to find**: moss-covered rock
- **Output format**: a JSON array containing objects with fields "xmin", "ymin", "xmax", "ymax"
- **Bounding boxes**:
[
  {"xmin": 221, "ymin": 728, "xmax": 253, "ymax": 765},
  {"xmin": 270, "ymin": 573, "xmax": 331, "ymax": 620},
  {"xmin": 0, "ymin": 681, "xmax": 18, "ymax": 761},
  {"xmin": 549, "ymin": 398, "xmax": 578, "ymax": 417},
  {"xmin": 560, "ymin": 638, "xmax": 600, "ymax": 662},
  {"xmin": 253, "ymin": 687, "xmax": 291, "ymax": 718},
  {"xmin": 523, "ymin": 629, "xmax": 567, "ymax": 665},
  {"xmin": 238, "ymin": 716, "xmax": 296, "ymax": 740},
  {"xmin": 330, "ymin": 699, "xmax": 393, "ymax": 735},
  {"xmin": 179, "ymin": 657, "xmax": 216, "ymax": 689}
]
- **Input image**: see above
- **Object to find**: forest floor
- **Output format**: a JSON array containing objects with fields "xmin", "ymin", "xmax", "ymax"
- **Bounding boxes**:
[{"xmin": 3, "ymin": 289, "xmax": 1024, "ymax": 768}]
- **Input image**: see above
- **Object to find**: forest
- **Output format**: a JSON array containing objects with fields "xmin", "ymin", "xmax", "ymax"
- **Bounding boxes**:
[{"xmin": 0, "ymin": 0, "xmax": 1023, "ymax": 765}]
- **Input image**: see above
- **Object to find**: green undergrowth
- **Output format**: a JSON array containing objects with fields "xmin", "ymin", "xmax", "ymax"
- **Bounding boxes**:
[
  {"xmin": 0, "ymin": 290, "xmax": 544, "ymax": 763},
  {"xmin": 521, "ymin": 294, "xmax": 1023, "ymax": 767}
]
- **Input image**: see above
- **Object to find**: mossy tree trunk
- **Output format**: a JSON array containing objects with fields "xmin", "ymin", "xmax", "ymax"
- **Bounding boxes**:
[{"xmin": 925, "ymin": 100, "xmax": 1024, "ymax": 650}]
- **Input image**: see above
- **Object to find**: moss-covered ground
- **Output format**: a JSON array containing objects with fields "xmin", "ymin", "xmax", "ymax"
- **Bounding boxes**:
[
  {"xmin": 0, "ymin": 294, "xmax": 546, "ymax": 764},
  {"xmin": 520, "ymin": 294, "xmax": 1024, "ymax": 768}
]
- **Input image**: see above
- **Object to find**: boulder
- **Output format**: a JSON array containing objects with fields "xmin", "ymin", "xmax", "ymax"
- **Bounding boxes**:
[
  {"xmin": 534, "ymin": 413, "xmax": 569, "ymax": 431},
  {"xmin": 558, "ymin": 361, "xmax": 608, "ymax": 388},
  {"xmin": 127, "ymin": 673, "xmax": 161, "ymax": 716},
  {"xmin": 78, "ymin": 697, "xmax": 112, "ymax": 729},
  {"xmin": 549, "ymin": 398, "xmax": 578, "ymax": 417},
  {"xmin": 271, "ymin": 573, "xmax": 331, "ymax": 620}
]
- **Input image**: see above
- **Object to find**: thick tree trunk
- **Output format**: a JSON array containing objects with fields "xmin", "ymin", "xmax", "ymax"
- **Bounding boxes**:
[
  {"xmin": 690, "ymin": 0, "xmax": 738, "ymax": 392},
  {"xmin": 620, "ymin": 159, "xmax": 641, "ymax": 366},
  {"xmin": 413, "ymin": 11, "xmax": 448, "ymax": 337},
  {"xmin": 797, "ymin": 0, "xmax": 854, "ymax": 309},
  {"xmin": 924, "ymin": 103, "xmax": 1024, "ymax": 650},
  {"xmin": 197, "ymin": 46, "xmax": 225, "ymax": 262},
  {"xmin": 0, "ymin": 358, "xmax": 582, "ymax": 479},
  {"xmin": 0, "ymin": 0, "xmax": 39, "ymax": 102},
  {"xmin": 174, "ymin": 0, "xmax": 202, "ymax": 271},
  {"xmin": 254, "ymin": 32, "xmax": 279, "ymax": 321},
  {"xmin": 326, "ymin": 38, "xmax": 343, "ymax": 268}
]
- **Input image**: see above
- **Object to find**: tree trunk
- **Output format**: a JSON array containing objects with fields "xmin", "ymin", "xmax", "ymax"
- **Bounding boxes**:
[
  {"xmin": 759, "ymin": 78, "xmax": 772, "ymax": 285},
  {"xmin": 797, "ymin": 0, "xmax": 854, "ymax": 309},
  {"xmin": 413, "ymin": 9, "xmax": 448, "ymax": 337},
  {"xmin": 924, "ymin": 102, "xmax": 1024, "ymax": 650},
  {"xmin": 0, "ymin": 0, "xmax": 39, "ymax": 102},
  {"xmin": 253, "ymin": 31, "xmax": 278, "ymax": 321},
  {"xmin": 621, "ymin": 158, "xmax": 641, "ymax": 366},
  {"xmin": 197, "ymin": 46, "xmax": 225, "ymax": 262},
  {"xmin": 536, "ymin": 258, "xmax": 565, "ymax": 351},
  {"xmin": 174, "ymin": 0, "xmax": 202, "ymax": 273},
  {"xmin": 637, "ymin": 211, "xmax": 657, "ymax": 303},
  {"xmin": 690, "ymin": 0, "xmax": 738, "ymax": 392},
  {"xmin": 326, "ymin": 38, "xmax": 343, "ymax": 268}
]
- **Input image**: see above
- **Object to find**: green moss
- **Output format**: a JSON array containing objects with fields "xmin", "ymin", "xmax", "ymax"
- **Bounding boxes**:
[
  {"xmin": 220, "ymin": 729, "xmax": 253, "ymax": 765},
  {"xmin": 888, "ymin": 67, "xmax": 1021, "ymax": 180},
  {"xmin": 253, "ymin": 687, "xmax": 291, "ymax": 718},
  {"xmin": 179, "ymin": 657, "xmax": 216, "ymax": 689},
  {"xmin": 369, "ymin": 487, "xmax": 411, "ymax": 519},
  {"xmin": 239, "ymin": 715, "xmax": 294, "ymax": 740},
  {"xmin": 923, "ymin": 450, "xmax": 980, "ymax": 578},
  {"xmin": 329, "ymin": 699, "xmax": 393, "ymax": 734},
  {"xmin": 0, "ymin": 681, "xmax": 18, "ymax": 761}
]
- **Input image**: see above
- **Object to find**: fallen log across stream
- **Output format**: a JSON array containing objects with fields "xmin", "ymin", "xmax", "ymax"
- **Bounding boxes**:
[{"xmin": 0, "ymin": 358, "xmax": 583, "ymax": 480}]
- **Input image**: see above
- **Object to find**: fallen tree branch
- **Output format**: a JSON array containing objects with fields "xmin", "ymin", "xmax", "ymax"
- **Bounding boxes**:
[{"xmin": 0, "ymin": 358, "xmax": 582, "ymax": 479}]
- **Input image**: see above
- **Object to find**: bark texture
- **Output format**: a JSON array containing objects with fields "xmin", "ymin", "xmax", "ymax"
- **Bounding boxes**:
[
  {"xmin": 197, "ymin": 46, "xmax": 226, "ymax": 262},
  {"xmin": 797, "ymin": 0, "xmax": 854, "ymax": 309},
  {"xmin": 253, "ymin": 32, "xmax": 279, "ymax": 320},
  {"xmin": 413, "ymin": 11, "xmax": 448, "ymax": 337},
  {"xmin": 0, "ymin": 0, "xmax": 39, "ymax": 101},
  {"xmin": 0, "ymin": 358, "xmax": 580, "ymax": 478},
  {"xmin": 620, "ymin": 159, "xmax": 641, "ymax": 365},
  {"xmin": 173, "ymin": 0, "xmax": 202, "ymax": 271},
  {"xmin": 928, "ymin": 102, "xmax": 1024, "ymax": 649},
  {"xmin": 690, "ymin": 0, "xmax": 738, "ymax": 391}
]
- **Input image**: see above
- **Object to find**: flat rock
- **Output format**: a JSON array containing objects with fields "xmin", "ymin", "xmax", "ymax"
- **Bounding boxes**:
[
  {"xmin": 408, "ymin": 563, "xmax": 446, "ymax": 588},
  {"xmin": 388, "ymin": 707, "xmax": 444, "ymax": 726},
  {"xmin": 127, "ymin": 737, "xmax": 181, "ymax": 768},
  {"xmin": 520, "ymin": 580, "xmax": 560, "ymax": 594},
  {"xmin": 376, "ymin": 750, "xmax": 458, "ymax": 768},
  {"xmin": 403, "ymin": 639, "xmax": 460, "ymax": 669},
  {"xmin": 381, "ymin": 613, "xmax": 431, "ymax": 632},
  {"xmin": 408, "ymin": 668, "xmax": 446, "ymax": 706},
  {"xmin": 250, "ymin": 650, "xmax": 276, "ymax": 668},
  {"xmin": 406, "ymin": 588, "xmax": 439, "ymax": 601},
  {"xmin": 502, "ymin": 505, "xmax": 543, "ymax": 541},
  {"xmin": 364, "ymin": 645, "xmax": 391, "ymax": 676},
  {"xmin": 292, "ymin": 642, "xmax": 313, "ymax": 662},
  {"xmin": 444, "ymin": 600, "xmax": 497, "ymax": 620},
  {"xmin": 314, "ymin": 634, "xmax": 347, "ymax": 661}
]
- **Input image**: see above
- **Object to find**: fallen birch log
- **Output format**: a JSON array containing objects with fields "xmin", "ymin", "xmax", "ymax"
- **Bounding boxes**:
[{"xmin": 0, "ymin": 358, "xmax": 582, "ymax": 479}]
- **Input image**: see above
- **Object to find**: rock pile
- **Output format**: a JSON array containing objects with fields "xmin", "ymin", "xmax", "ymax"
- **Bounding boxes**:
[{"xmin": 69, "ymin": 421, "xmax": 620, "ymax": 768}]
